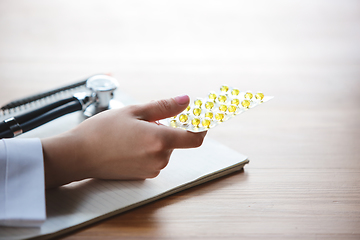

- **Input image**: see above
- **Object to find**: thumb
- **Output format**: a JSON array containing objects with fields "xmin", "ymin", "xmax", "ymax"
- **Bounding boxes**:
[{"xmin": 135, "ymin": 95, "xmax": 190, "ymax": 122}]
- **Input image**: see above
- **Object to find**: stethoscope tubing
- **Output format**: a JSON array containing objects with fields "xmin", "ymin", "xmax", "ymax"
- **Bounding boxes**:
[{"xmin": 0, "ymin": 98, "xmax": 82, "ymax": 139}]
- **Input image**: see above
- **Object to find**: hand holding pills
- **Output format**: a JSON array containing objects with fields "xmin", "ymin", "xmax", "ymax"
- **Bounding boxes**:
[{"xmin": 41, "ymin": 95, "xmax": 206, "ymax": 188}]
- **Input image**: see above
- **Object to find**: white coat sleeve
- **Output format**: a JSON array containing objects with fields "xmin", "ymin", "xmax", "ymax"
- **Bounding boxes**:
[{"xmin": 0, "ymin": 138, "xmax": 46, "ymax": 227}]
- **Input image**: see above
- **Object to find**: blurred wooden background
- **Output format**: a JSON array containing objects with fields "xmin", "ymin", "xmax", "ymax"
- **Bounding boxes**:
[{"xmin": 0, "ymin": 0, "xmax": 359, "ymax": 239}]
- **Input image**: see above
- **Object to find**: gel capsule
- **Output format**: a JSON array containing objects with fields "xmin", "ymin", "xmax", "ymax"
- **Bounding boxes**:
[
  {"xmin": 255, "ymin": 92, "xmax": 264, "ymax": 100},
  {"xmin": 231, "ymin": 88, "xmax": 240, "ymax": 96},
  {"xmin": 231, "ymin": 98, "xmax": 240, "ymax": 106},
  {"xmin": 205, "ymin": 112, "xmax": 214, "ymax": 119},
  {"xmin": 179, "ymin": 114, "xmax": 188, "ymax": 123},
  {"xmin": 218, "ymin": 95, "xmax": 227, "ymax": 103},
  {"xmin": 170, "ymin": 120, "xmax": 177, "ymax": 128},
  {"xmin": 220, "ymin": 85, "xmax": 229, "ymax": 92},
  {"xmin": 244, "ymin": 91, "xmax": 253, "ymax": 99},
  {"xmin": 215, "ymin": 112, "xmax": 225, "ymax": 121},
  {"xmin": 193, "ymin": 108, "xmax": 201, "ymax": 116},
  {"xmin": 219, "ymin": 104, "xmax": 227, "ymax": 112},
  {"xmin": 228, "ymin": 105, "xmax": 237, "ymax": 113},
  {"xmin": 194, "ymin": 99, "xmax": 202, "ymax": 107},
  {"xmin": 185, "ymin": 105, "xmax": 191, "ymax": 112},
  {"xmin": 241, "ymin": 99, "xmax": 251, "ymax": 108},
  {"xmin": 191, "ymin": 117, "xmax": 201, "ymax": 127},
  {"xmin": 205, "ymin": 101, "xmax": 214, "ymax": 110},
  {"xmin": 202, "ymin": 118, "xmax": 211, "ymax": 128},
  {"xmin": 208, "ymin": 92, "xmax": 217, "ymax": 101}
]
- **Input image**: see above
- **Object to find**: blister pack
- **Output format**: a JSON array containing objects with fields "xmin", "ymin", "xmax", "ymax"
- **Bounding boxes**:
[{"xmin": 159, "ymin": 85, "xmax": 273, "ymax": 132}]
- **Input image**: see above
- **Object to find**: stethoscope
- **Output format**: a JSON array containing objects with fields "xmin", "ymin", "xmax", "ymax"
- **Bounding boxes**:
[{"xmin": 0, "ymin": 75, "xmax": 123, "ymax": 139}]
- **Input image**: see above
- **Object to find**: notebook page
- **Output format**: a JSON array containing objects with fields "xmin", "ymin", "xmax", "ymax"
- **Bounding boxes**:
[{"xmin": 0, "ymin": 138, "xmax": 248, "ymax": 240}]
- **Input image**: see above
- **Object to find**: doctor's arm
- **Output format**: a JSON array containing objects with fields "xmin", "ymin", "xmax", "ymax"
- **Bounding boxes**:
[
  {"xmin": 41, "ymin": 95, "xmax": 206, "ymax": 189},
  {"xmin": 0, "ymin": 95, "xmax": 205, "ymax": 227}
]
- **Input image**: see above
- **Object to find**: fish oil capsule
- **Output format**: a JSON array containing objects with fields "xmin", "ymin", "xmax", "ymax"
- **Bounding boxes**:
[
  {"xmin": 244, "ymin": 91, "xmax": 253, "ymax": 99},
  {"xmin": 205, "ymin": 101, "xmax": 214, "ymax": 110},
  {"xmin": 241, "ymin": 99, "xmax": 251, "ymax": 108},
  {"xmin": 218, "ymin": 95, "xmax": 227, "ymax": 103},
  {"xmin": 193, "ymin": 107, "xmax": 201, "ymax": 116},
  {"xmin": 220, "ymin": 85, "xmax": 229, "ymax": 92},
  {"xmin": 228, "ymin": 105, "xmax": 237, "ymax": 113},
  {"xmin": 194, "ymin": 99, "xmax": 203, "ymax": 107},
  {"xmin": 170, "ymin": 120, "xmax": 177, "ymax": 128},
  {"xmin": 205, "ymin": 112, "xmax": 214, "ymax": 119},
  {"xmin": 179, "ymin": 114, "xmax": 188, "ymax": 123},
  {"xmin": 202, "ymin": 118, "xmax": 211, "ymax": 128},
  {"xmin": 191, "ymin": 117, "xmax": 201, "ymax": 127},
  {"xmin": 231, "ymin": 88, "xmax": 240, "ymax": 96},
  {"xmin": 231, "ymin": 98, "xmax": 240, "ymax": 106},
  {"xmin": 255, "ymin": 92, "xmax": 264, "ymax": 100},
  {"xmin": 208, "ymin": 92, "xmax": 217, "ymax": 101},
  {"xmin": 170, "ymin": 115, "xmax": 177, "ymax": 119},
  {"xmin": 215, "ymin": 112, "xmax": 225, "ymax": 121},
  {"xmin": 219, "ymin": 104, "xmax": 227, "ymax": 112},
  {"xmin": 185, "ymin": 105, "xmax": 191, "ymax": 112}
]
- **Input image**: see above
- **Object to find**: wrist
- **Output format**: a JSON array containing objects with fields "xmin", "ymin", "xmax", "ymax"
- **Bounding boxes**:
[{"xmin": 41, "ymin": 131, "xmax": 90, "ymax": 188}]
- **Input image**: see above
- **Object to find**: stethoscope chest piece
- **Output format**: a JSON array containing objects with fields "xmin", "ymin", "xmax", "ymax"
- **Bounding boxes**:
[{"xmin": 83, "ymin": 75, "xmax": 124, "ymax": 117}]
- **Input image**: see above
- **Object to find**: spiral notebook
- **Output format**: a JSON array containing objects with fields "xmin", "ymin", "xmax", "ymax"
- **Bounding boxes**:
[{"xmin": 0, "ymin": 81, "xmax": 249, "ymax": 240}]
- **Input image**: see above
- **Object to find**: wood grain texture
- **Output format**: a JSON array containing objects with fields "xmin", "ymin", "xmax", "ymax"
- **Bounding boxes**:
[{"xmin": 0, "ymin": 0, "xmax": 359, "ymax": 239}]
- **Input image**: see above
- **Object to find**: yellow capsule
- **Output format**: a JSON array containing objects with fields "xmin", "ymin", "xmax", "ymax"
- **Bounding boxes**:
[
  {"xmin": 205, "ymin": 112, "xmax": 214, "ymax": 119},
  {"xmin": 191, "ymin": 117, "xmax": 201, "ymax": 127},
  {"xmin": 185, "ymin": 105, "xmax": 191, "ymax": 112},
  {"xmin": 228, "ymin": 105, "xmax": 237, "ymax": 113},
  {"xmin": 220, "ymin": 85, "xmax": 229, "ymax": 92},
  {"xmin": 219, "ymin": 104, "xmax": 227, "ymax": 112},
  {"xmin": 231, "ymin": 88, "xmax": 240, "ymax": 96},
  {"xmin": 231, "ymin": 98, "xmax": 240, "ymax": 106},
  {"xmin": 244, "ymin": 91, "xmax": 253, "ymax": 99},
  {"xmin": 194, "ymin": 99, "xmax": 202, "ymax": 107},
  {"xmin": 179, "ymin": 114, "xmax": 188, "ymax": 123},
  {"xmin": 202, "ymin": 118, "xmax": 211, "ymax": 128},
  {"xmin": 215, "ymin": 112, "xmax": 225, "ymax": 121},
  {"xmin": 193, "ymin": 108, "xmax": 201, "ymax": 116},
  {"xmin": 170, "ymin": 120, "xmax": 177, "ymax": 128},
  {"xmin": 255, "ymin": 92, "xmax": 264, "ymax": 100},
  {"xmin": 170, "ymin": 115, "xmax": 177, "ymax": 119},
  {"xmin": 208, "ymin": 92, "xmax": 217, "ymax": 101},
  {"xmin": 205, "ymin": 101, "xmax": 214, "ymax": 109},
  {"xmin": 218, "ymin": 95, "xmax": 227, "ymax": 103},
  {"xmin": 241, "ymin": 99, "xmax": 251, "ymax": 108}
]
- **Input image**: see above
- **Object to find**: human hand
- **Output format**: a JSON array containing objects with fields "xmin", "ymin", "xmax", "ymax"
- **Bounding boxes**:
[{"xmin": 41, "ymin": 95, "xmax": 206, "ymax": 188}]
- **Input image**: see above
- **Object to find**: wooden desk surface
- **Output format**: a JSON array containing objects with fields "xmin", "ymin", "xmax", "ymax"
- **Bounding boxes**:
[{"xmin": 1, "ymin": 1, "xmax": 359, "ymax": 239}]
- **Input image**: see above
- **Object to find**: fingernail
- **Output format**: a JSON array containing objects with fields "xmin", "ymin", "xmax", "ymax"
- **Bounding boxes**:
[{"xmin": 174, "ymin": 95, "xmax": 189, "ymax": 105}]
